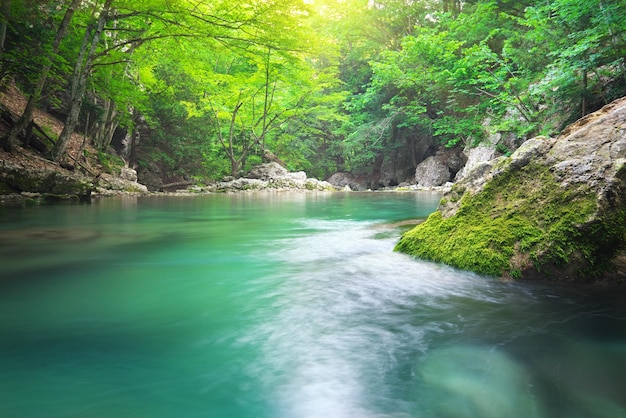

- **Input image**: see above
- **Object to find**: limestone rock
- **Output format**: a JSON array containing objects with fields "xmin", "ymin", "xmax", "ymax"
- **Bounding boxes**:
[
  {"xmin": 396, "ymin": 97, "xmax": 626, "ymax": 281},
  {"xmin": 247, "ymin": 162, "xmax": 288, "ymax": 181},
  {"xmin": 95, "ymin": 173, "xmax": 148, "ymax": 194},
  {"xmin": 326, "ymin": 172, "xmax": 368, "ymax": 191},
  {"xmin": 455, "ymin": 132, "xmax": 502, "ymax": 181},
  {"xmin": 120, "ymin": 167, "xmax": 138, "ymax": 182},
  {"xmin": 415, "ymin": 156, "xmax": 451, "ymax": 187},
  {"xmin": 286, "ymin": 171, "xmax": 307, "ymax": 182},
  {"xmin": 207, "ymin": 163, "xmax": 336, "ymax": 192},
  {"xmin": 0, "ymin": 159, "xmax": 93, "ymax": 200}
]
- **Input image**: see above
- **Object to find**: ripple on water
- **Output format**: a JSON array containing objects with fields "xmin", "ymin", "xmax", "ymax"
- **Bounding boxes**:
[{"xmin": 247, "ymin": 218, "xmax": 511, "ymax": 417}]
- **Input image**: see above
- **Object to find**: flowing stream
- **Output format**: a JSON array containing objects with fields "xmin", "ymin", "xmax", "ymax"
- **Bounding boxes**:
[{"xmin": 1, "ymin": 192, "xmax": 626, "ymax": 418}]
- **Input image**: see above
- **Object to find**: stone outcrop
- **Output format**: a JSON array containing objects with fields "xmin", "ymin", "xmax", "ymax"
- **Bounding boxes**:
[
  {"xmin": 0, "ymin": 152, "xmax": 150, "ymax": 205},
  {"xmin": 247, "ymin": 161, "xmax": 289, "ymax": 181},
  {"xmin": 455, "ymin": 132, "xmax": 501, "ymax": 181},
  {"xmin": 413, "ymin": 148, "xmax": 467, "ymax": 188},
  {"xmin": 94, "ymin": 172, "xmax": 148, "ymax": 195},
  {"xmin": 205, "ymin": 162, "xmax": 336, "ymax": 192},
  {"xmin": 396, "ymin": 97, "xmax": 626, "ymax": 281},
  {"xmin": 0, "ymin": 159, "xmax": 93, "ymax": 203},
  {"xmin": 326, "ymin": 172, "xmax": 369, "ymax": 191},
  {"xmin": 414, "ymin": 156, "xmax": 450, "ymax": 187}
]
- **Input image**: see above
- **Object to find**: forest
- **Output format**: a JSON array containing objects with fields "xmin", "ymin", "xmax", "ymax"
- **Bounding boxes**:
[{"xmin": 0, "ymin": 0, "xmax": 625, "ymax": 190}]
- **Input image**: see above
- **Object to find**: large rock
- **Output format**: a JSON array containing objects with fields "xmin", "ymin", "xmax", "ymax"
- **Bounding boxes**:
[
  {"xmin": 208, "ymin": 163, "xmax": 336, "ymax": 192},
  {"xmin": 414, "ymin": 156, "xmax": 451, "ymax": 187},
  {"xmin": 396, "ymin": 98, "xmax": 626, "ymax": 281},
  {"xmin": 95, "ymin": 172, "xmax": 149, "ymax": 195},
  {"xmin": 455, "ymin": 133, "xmax": 501, "ymax": 181},
  {"xmin": 0, "ymin": 159, "xmax": 93, "ymax": 201},
  {"xmin": 120, "ymin": 167, "xmax": 138, "ymax": 182},
  {"xmin": 326, "ymin": 172, "xmax": 368, "ymax": 191},
  {"xmin": 247, "ymin": 162, "xmax": 288, "ymax": 181}
]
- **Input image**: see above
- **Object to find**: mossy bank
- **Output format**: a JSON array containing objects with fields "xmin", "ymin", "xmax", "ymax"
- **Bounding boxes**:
[{"xmin": 396, "ymin": 98, "xmax": 626, "ymax": 281}]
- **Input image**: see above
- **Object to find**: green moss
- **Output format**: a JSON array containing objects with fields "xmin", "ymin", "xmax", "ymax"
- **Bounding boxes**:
[
  {"xmin": 97, "ymin": 151, "xmax": 124, "ymax": 175},
  {"xmin": 395, "ymin": 162, "xmax": 622, "ymax": 278}
]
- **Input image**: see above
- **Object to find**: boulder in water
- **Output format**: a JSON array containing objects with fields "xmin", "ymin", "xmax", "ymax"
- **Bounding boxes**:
[{"xmin": 396, "ymin": 97, "xmax": 626, "ymax": 281}]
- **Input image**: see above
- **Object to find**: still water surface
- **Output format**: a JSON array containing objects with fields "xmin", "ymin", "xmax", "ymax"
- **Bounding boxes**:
[{"xmin": 1, "ymin": 192, "xmax": 626, "ymax": 418}]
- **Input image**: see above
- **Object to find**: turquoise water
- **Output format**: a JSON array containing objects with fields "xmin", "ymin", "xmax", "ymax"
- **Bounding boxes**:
[{"xmin": 1, "ymin": 192, "xmax": 625, "ymax": 418}]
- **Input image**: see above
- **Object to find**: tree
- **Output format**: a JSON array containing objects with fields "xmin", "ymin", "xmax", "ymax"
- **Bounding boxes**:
[
  {"xmin": 525, "ymin": 0, "xmax": 626, "ymax": 123},
  {"xmin": 1, "ymin": 0, "xmax": 82, "ymax": 152},
  {"xmin": 195, "ymin": 47, "xmax": 315, "ymax": 177},
  {"xmin": 52, "ymin": 0, "xmax": 111, "ymax": 161},
  {"xmin": 0, "ymin": 0, "xmax": 10, "ymax": 58}
]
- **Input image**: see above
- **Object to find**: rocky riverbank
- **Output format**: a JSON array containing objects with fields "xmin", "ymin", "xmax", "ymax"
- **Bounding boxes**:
[
  {"xmin": 197, "ymin": 162, "xmax": 336, "ymax": 193},
  {"xmin": 396, "ymin": 97, "xmax": 626, "ymax": 282},
  {"xmin": 0, "ymin": 147, "xmax": 148, "ymax": 206},
  {"xmin": 0, "ymin": 149, "xmax": 338, "ymax": 207}
]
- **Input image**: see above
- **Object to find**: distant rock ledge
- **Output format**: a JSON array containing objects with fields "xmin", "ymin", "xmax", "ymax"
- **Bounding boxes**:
[
  {"xmin": 0, "ymin": 156, "xmax": 148, "ymax": 206},
  {"xmin": 178, "ymin": 162, "xmax": 336, "ymax": 193},
  {"xmin": 396, "ymin": 97, "xmax": 626, "ymax": 282}
]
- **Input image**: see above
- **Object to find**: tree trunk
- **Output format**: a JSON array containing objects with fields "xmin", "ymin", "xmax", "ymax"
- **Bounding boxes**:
[
  {"xmin": 1, "ymin": 0, "xmax": 82, "ymax": 152},
  {"xmin": 92, "ymin": 96, "xmax": 118, "ymax": 150},
  {"xmin": 0, "ymin": 0, "xmax": 10, "ymax": 58},
  {"xmin": 73, "ymin": 111, "xmax": 89, "ymax": 169},
  {"xmin": 581, "ymin": 70, "xmax": 588, "ymax": 117},
  {"xmin": 0, "ymin": 0, "xmax": 80, "ymax": 152},
  {"xmin": 53, "ymin": 0, "xmax": 111, "ymax": 161},
  {"xmin": 230, "ymin": 159, "xmax": 240, "ymax": 177}
]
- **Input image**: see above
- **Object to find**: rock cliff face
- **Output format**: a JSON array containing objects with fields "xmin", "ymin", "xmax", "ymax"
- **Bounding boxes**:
[{"xmin": 396, "ymin": 98, "xmax": 626, "ymax": 281}]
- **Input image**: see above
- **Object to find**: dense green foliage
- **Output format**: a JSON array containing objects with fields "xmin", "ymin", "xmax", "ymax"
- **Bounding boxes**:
[{"xmin": 0, "ymin": 0, "xmax": 625, "ymax": 184}]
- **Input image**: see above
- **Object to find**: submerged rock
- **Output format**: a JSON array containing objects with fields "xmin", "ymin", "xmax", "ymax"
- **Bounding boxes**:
[
  {"xmin": 396, "ymin": 97, "xmax": 626, "ymax": 281},
  {"xmin": 417, "ymin": 346, "xmax": 539, "ymax": 418}
]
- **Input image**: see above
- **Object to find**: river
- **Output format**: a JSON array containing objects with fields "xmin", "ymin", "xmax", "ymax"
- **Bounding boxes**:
[{"xmin": 1, "ymin": 192, "xmax": 625, "ymax": 418}]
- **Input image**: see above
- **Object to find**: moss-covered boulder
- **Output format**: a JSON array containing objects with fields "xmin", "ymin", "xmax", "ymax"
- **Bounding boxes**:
[
  {"xmin": 0, "ymin": 160, "xmax": 93, "ymax": 201},
  {"xmin": 396, "ymin": 98, "xmax": 626, "ymax": 281}
]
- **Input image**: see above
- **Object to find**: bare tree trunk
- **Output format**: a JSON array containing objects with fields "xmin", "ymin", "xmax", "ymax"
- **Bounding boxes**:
[
  {"xmin": 53, "ymin": 0, "xmax": 111, "ymax": 161},
  {"xmin": 100, "ymin": 115, "xmax": 119, "ymax": 151},
  {"xmin": 73, "ymin": 111, "xmax": 89, "ymax": 169},
  {"xmin": 581, "ymin": 70, "xmax": 588, "ymax": 117},
  {"xmin": 92, "ymin": 97, "xmax": 118, "ymax": 150}
]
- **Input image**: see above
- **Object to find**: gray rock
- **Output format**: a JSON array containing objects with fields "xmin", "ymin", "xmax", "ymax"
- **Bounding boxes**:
[
  {"xmin": 208, "ymin": 165, "xmax": 336, "ymax": 192},
  {"xmin": 286, "ymin": 171, "xmax": 307, "ymax": 182},
  {"xmin": 120, "ymin": 167, "xmax": 138, "ymax": 182},
  {"xmin": 508, "ymin": 136, "xmax": 553, "ymax": 170},
  {"xmin": 0, "ymin": 160, "xmax": 93, "ymax": 199},
  {"xmin": 326, "ymin": 172, "xmax": 368, "ymax": 191},
  {"xmin": 455, "ymin": 143, "xmax": 498, "ymax": 181},
  {"xmin": 247, "ymin": 162, "xmax": 288, "ymax": 181},
  {"xmin": 415, "ymin": 156, "xmax": 451, "ymax": 187}
]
